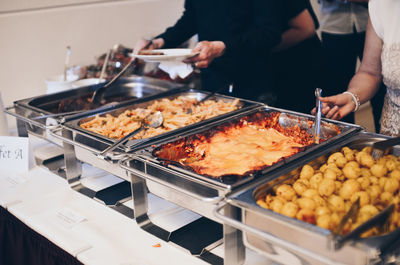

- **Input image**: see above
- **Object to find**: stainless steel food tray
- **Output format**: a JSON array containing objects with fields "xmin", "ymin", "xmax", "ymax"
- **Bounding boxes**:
[
  {"xmin": 6, "ymin": 75, "xmax": 183, "ymax": 139},
  {"xmin": 63, "ymin": 89, "xmax": 261, "ymax": 154},
  {"xmin": 215, "ymin": 132, "xmax": 400, "ymax": 265},
  {"xmin": 120, "ymin": 106, "xmax": 362, "ymax": 217}
]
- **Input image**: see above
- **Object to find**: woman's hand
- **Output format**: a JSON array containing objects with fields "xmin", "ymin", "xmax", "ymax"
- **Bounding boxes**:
[
  {"xmin": 311, "ymin": 93, "xmax": 356, "ymax": 120},
  {"xmin": 184, "ymin": 41, "xmax": 226, "ymax": 68}
]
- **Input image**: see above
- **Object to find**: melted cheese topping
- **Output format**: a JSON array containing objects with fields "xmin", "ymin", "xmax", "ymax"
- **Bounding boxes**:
[{"xmin": 186, "ymin": 126, "xmax": 305, "ymax": 177}]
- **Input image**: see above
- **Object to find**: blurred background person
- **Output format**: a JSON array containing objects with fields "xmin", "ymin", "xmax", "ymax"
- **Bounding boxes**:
[
  {"xmin": 267, "ymin": 0, "xmax": 322, "ymax": 114},
  {"xmin": 314, "ymin": 0, "xmax": 400, "ymax": 137},
  {"xmin": 135, "ymin": 0, "xmax": 284, "ymax": 102},
  {"xmin": 318, "ymin": 0, "xmax": 385, "ymax": 130},
  {"xmin": 136, "ymin": 0, "xmax": 323, "ymax": 114}
]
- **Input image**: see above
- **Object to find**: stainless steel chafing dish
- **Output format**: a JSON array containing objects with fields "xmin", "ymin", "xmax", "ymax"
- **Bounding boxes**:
[
  {"xmin": 118, "ymin": 106, "xmax": 361, "ymax": 218},
  {"xmin": 5, "ymin": 76, "xmax": 183, "ymax": 142},
  {"xmin": 215, "ymin": 132, "xmax": 400, "ymax": 265},
  {"xmin": 62, "ymin": 89, "xmax": 261, "ymax": 154},
  {"xmin": 50, "ymin": 89, "xmax": 261, "ymax": 189},
  {"xmin": 117, "ymin": 106, "xmax": 361, "ymax": 264},
  {"xmin": 47, "ymin": 90, "xmax": 261, "ymax": 251}
]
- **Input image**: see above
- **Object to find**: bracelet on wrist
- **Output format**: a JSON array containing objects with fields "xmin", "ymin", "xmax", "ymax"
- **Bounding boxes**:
[{"xmin": 343, "ymin": 91, "xmax": 361, "ymax": 112}]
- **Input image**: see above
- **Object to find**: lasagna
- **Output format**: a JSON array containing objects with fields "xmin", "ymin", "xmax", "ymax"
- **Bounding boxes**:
[{"xmin": 153, "ymin": 112, "xmax": 316, "ymax": 178}]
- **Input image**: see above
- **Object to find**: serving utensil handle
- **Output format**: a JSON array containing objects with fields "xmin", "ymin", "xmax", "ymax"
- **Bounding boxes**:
[
  {"xmin": 334, "ymin": 203, "xmax": 395, "ymax": 250},
  {"xmin": 98, "ymin": 126, "xmax": 144, "ymax": 159},
  {"xmin": 99, "ymin": 49, "xmax": 111, "ymax": 81},
  {"xmin": 200, "ymin": 83, "xmax": 232, "ymax": 104},
  {"xmin": 313, "ymin": 88, "xmax": 322, "ymax": 144}
]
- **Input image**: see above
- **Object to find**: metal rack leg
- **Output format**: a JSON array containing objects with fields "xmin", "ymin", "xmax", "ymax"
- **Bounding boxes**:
[
  {"xmin": 223, "ymin": 204, "xmax": 245, "ymax": 265},
  {"xmin": 129, "ymin": 172, "xmax": 171, "ymax": 241},
  {"xmin": 62, "ymin": 129, "xmax": 95, "ymax": 198}
]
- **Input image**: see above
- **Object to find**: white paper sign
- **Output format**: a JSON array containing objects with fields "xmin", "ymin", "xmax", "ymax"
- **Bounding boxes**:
[
  {"xmin": 4, "ymin": 174, "xmax": 27, "ymax": 189},
  {"xmin": 54, "ymin": 207, "xmax": 86, "ymax": 229},
  {"xmin": 0, "ymin": 136, "xmax": 30, "ymax": 172}
]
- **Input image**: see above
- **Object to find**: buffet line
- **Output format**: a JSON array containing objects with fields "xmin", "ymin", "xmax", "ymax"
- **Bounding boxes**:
[{"xmin": 6, "ymin": 76, "xmax": 400, "ymax": 265}]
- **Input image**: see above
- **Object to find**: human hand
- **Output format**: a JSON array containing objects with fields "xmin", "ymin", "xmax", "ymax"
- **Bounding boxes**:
[
  {"xmin": 134, "ymin": 38, "xmax": 164, "ymax": 54},
  {"xmin": 184, "ymin": 41, "xmax": 226, "ymax": 68},
  {"xmin": 311, "ymin": 93, "xmax": 356, "ymax": 120}
]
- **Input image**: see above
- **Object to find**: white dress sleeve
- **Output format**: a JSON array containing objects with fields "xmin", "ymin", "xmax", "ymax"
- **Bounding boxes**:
[{"xmin": 368, "ymin": 0, "xmax": 384, "ymax": 40}]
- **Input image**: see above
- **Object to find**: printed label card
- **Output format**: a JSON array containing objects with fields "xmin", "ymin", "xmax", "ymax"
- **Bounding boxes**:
[{"xmin": 0, "ymin": 136, "xmax": 30, "ymax": 172}]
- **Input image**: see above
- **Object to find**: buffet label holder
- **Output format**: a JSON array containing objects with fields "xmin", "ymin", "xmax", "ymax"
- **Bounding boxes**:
[{"xmin": 214, "ymin": 132, "xmax": 400, "ymax": 265}]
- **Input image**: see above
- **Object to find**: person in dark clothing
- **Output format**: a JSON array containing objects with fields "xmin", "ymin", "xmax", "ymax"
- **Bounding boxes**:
[
  {"xmin": 135, "ymin": 0, "xmax": 284, "ymax": 101},
  {"xmin": 267, "ymin": 0, "xmax": 322, "ymax": 114}
]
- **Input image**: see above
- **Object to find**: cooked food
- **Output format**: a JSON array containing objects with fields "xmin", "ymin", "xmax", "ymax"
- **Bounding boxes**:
[
  {"xmin": 53, "ymin": 94, "xmax": 136, "ymax": 113},
  {"xmin": 256, "ymin": 146, "xmax": 400, "ymax": 237},
  {"xmin": 80, "ymin": 96, "xmax": 240, "ymax": 140},
  {"xmin": 138, "ymin": 50, "xmax": 165, "ymax": 56},
  {"xmin": 153, "ymin": 112, "xmax": 316, "ymax": 178}
]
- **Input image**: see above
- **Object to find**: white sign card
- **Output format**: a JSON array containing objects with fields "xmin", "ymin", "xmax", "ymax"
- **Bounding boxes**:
[
  {"xmin": 54, "ymin": 207, "xmax": 86, "ymax": 229},
  {"xmin": 0, "ymin": 136, "xmax": 30, "ymax": 172}
]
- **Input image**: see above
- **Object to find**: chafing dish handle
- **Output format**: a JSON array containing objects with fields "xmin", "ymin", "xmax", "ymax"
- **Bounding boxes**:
[
  {"xmin": 50, "ymin": 126, "xmax": 129, "ymax": 161},
  {"xmin": 49, "ymin": 126, "xmax": 105, "ymax": 154},
  {"xmin": 214, "ymin": 203, "xmax": 339, "ymax": 265},
  {"xmin": 119, "ymin": 157, "xmax": 222, "ymax": 203},
  {"xmin": 4, "ymin": 105, "xmax": 58, "ymax": 129}
]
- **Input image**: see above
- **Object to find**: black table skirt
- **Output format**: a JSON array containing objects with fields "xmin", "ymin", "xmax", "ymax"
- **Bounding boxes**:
[{"xmin": 0, "ymin": 206, "xmax": 83, "ymax": 265}]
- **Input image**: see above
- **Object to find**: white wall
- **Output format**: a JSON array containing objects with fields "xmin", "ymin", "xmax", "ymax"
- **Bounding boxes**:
[
  {"xmin": 0, "ymin": 0, "xmax": 322, "ymax": 131},
  {"xmin": 0, "ymin": 0, "xmax": 184, "ymax": 129}
]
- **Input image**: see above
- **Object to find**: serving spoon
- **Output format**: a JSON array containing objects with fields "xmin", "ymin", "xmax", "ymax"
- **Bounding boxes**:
[{"xmin": 97, "ymin": 111, "xmax": 163, "ymax": 159}]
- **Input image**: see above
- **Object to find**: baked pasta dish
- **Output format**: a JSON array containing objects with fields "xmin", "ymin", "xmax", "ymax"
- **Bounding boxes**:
[
  {"xmin": 153, "ymin": 112, "xmax": 316, "ymax": 179},
  {"xmin": 80, "ymin": 96, "xmax": 240, "ymax": 140},
  {"xmin": 256, "ymin": 146, "xmax": 400, "ymax": 237}
]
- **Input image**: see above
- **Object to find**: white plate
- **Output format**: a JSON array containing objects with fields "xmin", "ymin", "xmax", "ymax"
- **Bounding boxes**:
[{"xmin": 132, "ymin": 49, "xmax": 198, "ymax": 62}]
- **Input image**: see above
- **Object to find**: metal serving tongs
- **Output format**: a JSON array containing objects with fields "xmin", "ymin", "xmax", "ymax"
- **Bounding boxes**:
[
  {"xmin": 372, "ymin": 136, "xmax": 400, "ymax": 160},
  {"xmin": 313, "ymin": 88, "xmax": 323, "ymax": 144},
  {"xmin": 332, "ymin": 199, "xmax": 395, "ymax": 250},
  {"xmin": 91, "ymin": 41, "xmax": 153, "ymax": 105},
  {"xmin": 331, "ymin": 197, "xmax": 360, "ymax": 248}
]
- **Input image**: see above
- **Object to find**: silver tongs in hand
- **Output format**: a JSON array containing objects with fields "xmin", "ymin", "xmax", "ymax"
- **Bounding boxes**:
[{"xmin": 313, "ymin": 88, "xmax": 322, "ymax": 144}]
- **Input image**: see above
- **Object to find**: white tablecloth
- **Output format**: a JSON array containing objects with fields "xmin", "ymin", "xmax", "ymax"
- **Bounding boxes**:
[{"xmin": 0, "ymin": 159, "xmax": 277, "ymax": 265}]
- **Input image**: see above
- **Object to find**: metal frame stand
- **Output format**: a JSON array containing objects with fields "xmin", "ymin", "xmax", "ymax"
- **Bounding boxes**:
[{"xmin": 223, "ymin": 204, "xmax": 245, "ymax": 265}]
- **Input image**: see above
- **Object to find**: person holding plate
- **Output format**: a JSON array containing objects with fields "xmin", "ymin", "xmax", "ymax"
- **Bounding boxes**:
[
  {"xmin": 135, "ymin": 0, "xmax": 284, "ymax": 101},
  {"xmin": 135, "ymin": 0, "xmax": 322, "ymax": 114}
]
